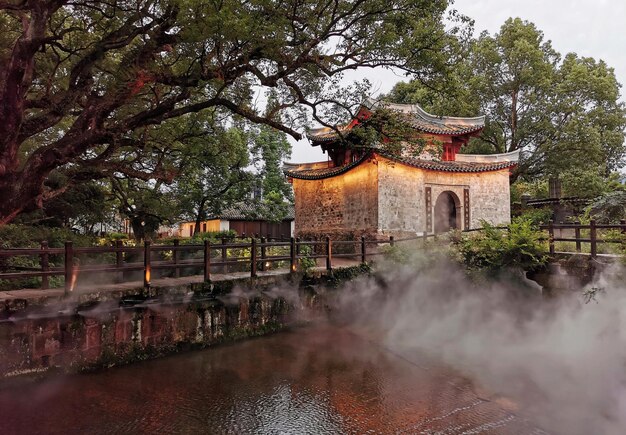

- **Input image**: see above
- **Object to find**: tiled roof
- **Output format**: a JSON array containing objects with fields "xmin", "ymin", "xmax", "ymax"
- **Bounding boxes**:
[
  {"xmin": 379, "ymin": 153, "xmax": 517, "ymax": 173},
  {"xmin": 364, "ymin": 99, "xmax": 485, "ymax": 135},
  {"xmin": 285, "ymin": 151, "xmax": 516, "ymax": 180},
  {"xmin": 307, "ymin": 125, "xmax": 352, "ymax": 143},
  {"xmin": 208, "ymin": 202, "xmax": 294, "ymax": 220},
  {"xmin": 283, "ymin": 154, "xmax": 370, "ymax": 180},
  {"xmin": 307, "ymin": 100, "xmax": 485, "ymax": 142}
]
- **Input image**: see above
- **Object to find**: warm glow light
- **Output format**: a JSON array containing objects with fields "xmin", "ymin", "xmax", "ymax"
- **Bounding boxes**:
[
  {"xmin": 145, "ymin": 266, "xmax": 151, "ymax": 284},
  {"xmin": 69, "ymin": 266, "xmax": 78, "ymax": 292}
]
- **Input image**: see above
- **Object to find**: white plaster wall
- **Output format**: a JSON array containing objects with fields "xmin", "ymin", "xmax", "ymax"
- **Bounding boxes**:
[
  {"xmin": 376, "ymin": 155, "xmax": 512, "ymax": 234},
  {"xmin": 376, "ymin": 158, "xmax": 425, "ymax": 234},
  {"xmin": 424, "ymin": 169, "xmax": 511, "ymax": 230}
]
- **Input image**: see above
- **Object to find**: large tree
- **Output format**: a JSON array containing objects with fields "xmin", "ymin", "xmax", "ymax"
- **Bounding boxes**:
[
  {"xmin": 0, "ymin": 0, "xmax": 462, "ymax": 224},
  {"xmin": 387, "ymin": 18, "xmax": 626, "ymax": 182}
]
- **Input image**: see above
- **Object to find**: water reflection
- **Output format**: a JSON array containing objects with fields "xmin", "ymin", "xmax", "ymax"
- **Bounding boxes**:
[{"xmin": 0, "ymin": 324, "xmax": 542, "ymax": 434}]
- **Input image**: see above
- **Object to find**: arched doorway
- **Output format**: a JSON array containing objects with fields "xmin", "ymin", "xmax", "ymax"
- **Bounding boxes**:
[{"xmin": 434, "ymin": 191, "xmax": 459, "ymax": 233}]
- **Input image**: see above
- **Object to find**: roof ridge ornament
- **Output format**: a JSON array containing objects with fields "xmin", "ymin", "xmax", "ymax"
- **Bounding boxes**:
[{"xmin": 306, "ymin": 98, "xmax": 486, "ymax": 143}]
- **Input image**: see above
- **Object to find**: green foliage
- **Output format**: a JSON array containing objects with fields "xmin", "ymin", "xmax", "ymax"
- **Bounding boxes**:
[
  {"xmin": 381, "ymin": 244, "xmax": 413, "ymax": 264},
  {"xmin": 0, "ymin": 225, "xmax": 95, "ymax": 290},
  {"xmin": 175, "ymin": 122, "xmax": 253, "ymax": 233},
  {"xmin": 252, "ymin": 125, "xmax": 293, "ymax": 203},
  {"xmin": 325, "ymin": 264, "xmax": 372, "ymax": 287},
  {"xmin": 516, "ymin": 207, "xmax": 553, "ymax": 227},
  {"xmin": 512, "ymin": 180, "xmax": 549, "ymax": 200},
  {"xmin": 0, "ymin": 0, "xmax": 463, "ymax": 223},
  {"xmin": 297, "ymin": 245, "xmax": 317, "ymax": 273},
  {"xmin": 348, "ymin": 107, "xmax": 432, "ymax": 158},
  {"xmin": 587, "ymin": 191, "xmax": 626, "ymax": 223},
  {"xmin": 188, "ymin": 230, "xmax": 238, "ymax": 244},
  {"xmin": 107, "ymin": 233, "xmax": 129, "ymax": 241},
  {"xmin": 455, "ymin": 219, "xmax": 548, "ymax": 272},
  {"xmin": 560, "ymin": 168, "xmax": 619, "ymax": 199},
  {"xmin": 386, "ymin": 18, "xmax": 626, "ymax": 182},
  {"xmin": 0, "ymin": 225, "xmax": 94, "ymax": 249}
]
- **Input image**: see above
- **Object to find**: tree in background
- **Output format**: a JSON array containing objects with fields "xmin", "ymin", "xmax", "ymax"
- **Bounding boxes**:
[
  {"xmin": 386, "ymin": 18, "xmax": 626, "ymax": 186},
  {"xmin": 250, "ymin": 125, "xmax": 293, "ymax": 222},
  {"xmin": 110, "ymin": 176, "xmax": 178, "ymax": 241},
  {"xmin": 175, "ymin": 124, "xmax": 252, "ymax": 235},
  {"xmin": 0, "ymin": 0, "xmax": 463, "ymax": 224}
]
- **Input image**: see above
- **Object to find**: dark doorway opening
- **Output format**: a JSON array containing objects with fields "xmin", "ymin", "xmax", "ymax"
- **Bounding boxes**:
[{"xmin": 434, "ymin": 192, "xmax": 458, "ymax": 233}]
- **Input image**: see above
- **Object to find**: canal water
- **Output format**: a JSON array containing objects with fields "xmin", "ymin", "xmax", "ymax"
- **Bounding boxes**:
[{"xmin": 0, "ymin": 323, "xmax": 544, "ymax": 435}]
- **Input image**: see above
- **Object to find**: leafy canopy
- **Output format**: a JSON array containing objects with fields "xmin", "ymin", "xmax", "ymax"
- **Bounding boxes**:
[
  {"xmin": 0, "ymin": 0, "xmax": 463, "ymax": 224},
  {"xmin": 386, "ymin": 18, "xmax": 626, "ymax": 183}
]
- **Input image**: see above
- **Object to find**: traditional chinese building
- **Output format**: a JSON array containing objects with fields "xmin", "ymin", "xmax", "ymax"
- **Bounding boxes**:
[{"xmin": 284, "ymin": 99, "xmax": 519, "ymax": 239}]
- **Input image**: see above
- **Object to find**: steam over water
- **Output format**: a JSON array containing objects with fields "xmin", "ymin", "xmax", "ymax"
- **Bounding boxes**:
[
  {"xmin": 1, "ymin": 256, "xmax": 625, "ymax": 434},
  {"xmin": 332, "ymin": 258, "xmax": 626, "ymax": 435}
]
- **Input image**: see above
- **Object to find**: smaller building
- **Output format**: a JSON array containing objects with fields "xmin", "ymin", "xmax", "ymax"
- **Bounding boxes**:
[{"xmin": 177, "ymin": 202, "xmax": 295, "ymax": 238}]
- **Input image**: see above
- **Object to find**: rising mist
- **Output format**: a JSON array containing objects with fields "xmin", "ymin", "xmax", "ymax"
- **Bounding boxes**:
[{"xmin": 332, "ymin": 254, "xmax": 626, "ymax": 435}]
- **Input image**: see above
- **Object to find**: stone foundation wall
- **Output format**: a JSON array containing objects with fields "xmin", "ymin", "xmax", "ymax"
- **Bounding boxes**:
[
  {"xmin": 0, "ymin": 294, "xmax": 293, "ymax": 378},
  {"xmin": 0, "ymin": 265, "xmax": 373, "ymax": 380}
]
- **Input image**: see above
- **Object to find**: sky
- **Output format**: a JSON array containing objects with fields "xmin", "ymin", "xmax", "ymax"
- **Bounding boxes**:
[{"xmin": 288, "ymin": 0, "xmax": 626, "ymax": 163}]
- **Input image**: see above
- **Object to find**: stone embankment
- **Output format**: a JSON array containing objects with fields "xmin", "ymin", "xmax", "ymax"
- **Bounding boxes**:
[{"xmin": 0, "ymin": 265, "xmax": 370, "ymax": 379}]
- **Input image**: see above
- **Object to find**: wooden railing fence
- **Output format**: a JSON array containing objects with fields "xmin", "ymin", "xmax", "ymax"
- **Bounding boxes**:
[
  {"xmin": 5, "ymin": 221, "xmax": 622, "ymax": 294},
  {"xmin": 540, "ymin": 220, "xmax": 626, "ymax": 258},
  {"xmin": 0, "ymin": 233, "xmax": 440, "ymax": 293}
]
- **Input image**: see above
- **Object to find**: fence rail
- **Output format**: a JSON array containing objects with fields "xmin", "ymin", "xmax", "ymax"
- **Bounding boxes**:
[
  {"xmin": 540, "ymin": 219, "xmax": 626, "ymax": 258},
  {"xmin": 1, "ymin": 234, "xmax": 440, "ymax": 293},
  {"xmin": 5, "ymin": 221, "xmax": 617, "ymax": 293}
]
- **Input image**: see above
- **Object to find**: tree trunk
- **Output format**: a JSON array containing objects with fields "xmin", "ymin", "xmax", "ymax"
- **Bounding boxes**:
[
  {"xmin": 0, "ymin": 170, "xmax": 47, "ymax": 225},
  {"xmin": 509, "ymin": 90, "xmax": 518, "ymax": 152},
  {"xmin": 193, "ymin": 198, "xmax": 208, "ymax": 235}
]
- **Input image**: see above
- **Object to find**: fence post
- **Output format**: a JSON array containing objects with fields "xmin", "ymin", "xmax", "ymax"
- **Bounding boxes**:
[
  {"xmin": 64, "ymin": 241, "xmax": 73, "ymax": 295},
  {"xmin": 173, "ymin": 239, "xmax": 180, "ymax": 278},
  {"xmin": 40, "ymin": 241, "xmax": 49, "ymax": 290},
  {"xmin": 251, "ymin": 238, "xmax": 257, "ymax": 278},
  {"xmin": 260, "ymin": 237, "xmax": 266, "ymax": 272},
  {"xmin": 114, "ymin": 240, "xmax": 124, "ymax": 283},
  {"xmin": 548, "ymin": 221, "xmax": 555, "ymax": 255},
  {"xmin": 290, "ymin": 237, "xmax": 297, "ymax": 273},
  {"xmin": 621, "ymin": 220, "xmax": 626, "ymax": 254},
  {"xmin": 221, "ymin": 237, "xmax": 228, "ymax": 274},
  {"xmin": 590, "ymin": 219, "xmax": 597, "ymax": 259},
  {"xmin": 295, "ymin": 237, "xmax": 301, "ymax": 256},
  {"xmin": 574, "ymin": 221, "xmax": 581, "ymax": 253},
  {"xmin": 326, "ymin": 236, "xmax": 332, "ymax": 271},
  {"xmin": 144, "ymin": 241, "xmax": 151, "ymax": 288},
  {"xmin": 361, "ymin": 236, "xmax": 366, "ymax": 264},
  {"xmin": 204, "ymin": 240, "xmax": 211, "ymax": 282},
  {"xmin": 390, "ymin": 235, "xmax": 395, "ymax": 247}
]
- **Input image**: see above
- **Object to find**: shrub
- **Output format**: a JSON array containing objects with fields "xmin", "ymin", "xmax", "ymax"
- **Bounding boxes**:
[
  {"xmin": 0, "ymin": 225, "xmax": 96, "ymax": 290},
  {"xmin": 517, "ymin": 207, "xmax": 553, "ymax": 227},
  {"xmin": 297, "ymin": 244, "xmax": 317, "ymax": 273},
  {"xmin": 381, "ymin": 244, "xmax": 412, "ymax": 264},
  {"xmin": 0, "ymin": 224, "xmax": 94, "ymax": 249},
  {"xmin": 455, "ymin": 219, "xmax": 548, "ymax": 272}
]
